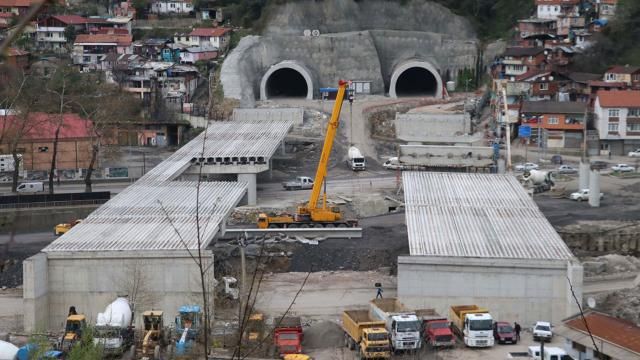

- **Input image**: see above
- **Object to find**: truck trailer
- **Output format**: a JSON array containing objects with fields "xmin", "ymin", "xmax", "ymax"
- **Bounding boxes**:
[
  {"xmin": 342, "ymin": 310, "xmax": 390, "ymax": 359},
  {"xmin": 449, "ymin": 305, "xmax": 494, "ymax": 348},
  {"xmin": 369, "ymin": 298, "xmax": 422, "ymax": 353}
]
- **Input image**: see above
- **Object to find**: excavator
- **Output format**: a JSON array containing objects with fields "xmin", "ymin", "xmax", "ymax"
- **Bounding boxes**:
[{"xmin": 257, "ymin": 80, "xmax": 357, "ymax": 229}]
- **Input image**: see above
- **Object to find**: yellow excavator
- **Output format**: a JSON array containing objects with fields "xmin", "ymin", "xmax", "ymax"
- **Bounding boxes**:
[{"xmin": 258, "ymin": 80, "xmax": 357, "ymax": 229}]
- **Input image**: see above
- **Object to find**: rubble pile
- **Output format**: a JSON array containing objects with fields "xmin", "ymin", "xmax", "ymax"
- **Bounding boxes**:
[
  {"xmin": 594, "ymin": 286, "xmax": 640, "ymax": 325},
  {"xmin": 582, "ymin": 254, "xmax": 640, "ymax": 277}
]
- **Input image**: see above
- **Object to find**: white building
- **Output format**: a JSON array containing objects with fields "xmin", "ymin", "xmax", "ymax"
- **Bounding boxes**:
[
  {"xmin": 598, "ymin": 0, "xmax": 618, "ymax": 20},
  {"xmin": 398, "ymin": 172, "xmax": 582, "ymax": 325},
  {"xmin": 536, "ymin": 0, "xmax": 580, "ymax": 20},
  {"xmin": 150, "ymin": 0, "xmax": 193, "ymax": 15},
  {"xmin": 594, "ymin": 90, "xmax": 640, "ymax": 156},
  {"xmin": 174, "ymin": 27, "xmax": 231, "ymax": 53},
  {"xmin": 35, "ymin": 15, "xmax": 88, "ymax": 52}
]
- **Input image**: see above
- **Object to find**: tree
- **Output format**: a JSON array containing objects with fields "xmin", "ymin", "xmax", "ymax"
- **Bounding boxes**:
[
  {"xmin": 64, "ymin": 25, "xmax": 77, "ymax": 45},
  {"xmin": 66, "ymin": 326, "xmax": 103, "ymax": 360}
]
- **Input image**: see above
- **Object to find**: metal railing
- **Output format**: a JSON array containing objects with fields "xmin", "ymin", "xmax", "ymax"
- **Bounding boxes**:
[{"xmin": 0, "ymin": 199, "xmax": 108, "ymax": 210}]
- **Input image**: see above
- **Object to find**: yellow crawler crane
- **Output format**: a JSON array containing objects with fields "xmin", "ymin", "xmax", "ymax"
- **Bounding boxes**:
[{"xmin": 258, "ymin": 80, "xmax": 357, "ymax": 229}]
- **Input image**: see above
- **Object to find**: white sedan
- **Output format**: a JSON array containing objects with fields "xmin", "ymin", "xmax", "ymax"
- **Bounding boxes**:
[
  {"xmin": 570, "ymin": 189, "xmax": 603, "ymax": 201},
  {"xmin": 629, "ymin": 149, "xmax": 640, "ymax": 157},
  {"xmin": 515, "ymin": 163, "xmax": 539, "ymax": 171},
  {"xmin": 612, "ymin": 164, "xmax": 635, "ymax": 172}
]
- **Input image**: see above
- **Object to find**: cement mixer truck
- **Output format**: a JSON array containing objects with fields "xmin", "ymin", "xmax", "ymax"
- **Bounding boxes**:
[
  {"xmin": 521, "ymin": 169, "xmax": 555, "ymax": 194},
  {"xmin": 347, "ymin": 146, "xmax": 366, "ymax": 171},
  {"xmin": 93, "ymin": 297, "xmax": 135, "ymax": 357}
]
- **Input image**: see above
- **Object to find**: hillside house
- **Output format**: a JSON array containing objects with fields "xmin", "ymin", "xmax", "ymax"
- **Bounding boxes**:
[
  {"xmin": 179, "ymin": 46, "xmax": 218, "ymax": 64},
  {"xmin": 0, "ymin": 0, "xmax": 34, "ymax": 16},
  {"xmin": 0, "ymin": 113, "xmax": 94, "ymax": 171},
  {"xmin": 497, "ymin": 47, "xmax": 547, "ymax": 79},
  {"xmin": 36, "ymin": 15, "xmax": 88, "ymax": 52},
  {"xmin": 562, "ymin": 72, "xmax": 601, "ymax": 102},
  {"xmin": 521, "ymin": 101, "xmax": 587, "ymax": 148},
  {"xmin": 535, "ymin": 0, "xmax": 580, "ymax": 20},
  {"xmin": 175, "ymin": 27, "xmax": 231, "ymax": 53},
  {"xmin": 556, "ymin": 311, "xmax": 640, "ymax": 360},
  {"xmin": 597, "ymin": 0, "xmax": 618, "ymax": 20},
  {"xmin": 556, "ymin": 15, "xmax": 585, "ymax": 37},
  {"xmin": 604, "ymin": 65, "xmax": 640, "ymax": 88},
  {"xmin": 594, "ymin": 90, "xmax": 640, "ymax": 155},
  {"xmin": 150, "ymin": 0, "xmax": 193, "ymax": 15},
  {"xmin": 73, "ymin": 33, "xmax": 133, "ymax": 71},
  {"xmin": 1, "ymin": 47, "xmax": 29, "ymax": 71}
]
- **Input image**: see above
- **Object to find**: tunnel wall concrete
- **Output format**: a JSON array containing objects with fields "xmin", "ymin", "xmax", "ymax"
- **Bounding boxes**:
[
  {"xmin": 260, "ymin": 61, "xmax": 315, "ymax": 100},
  {"xmin": 389, "ymin": 60, "xmax": 443, "ymax": 99},
  {"xmin": 221, "ymin": 31, "xmax": 478, "ymax": 105}
]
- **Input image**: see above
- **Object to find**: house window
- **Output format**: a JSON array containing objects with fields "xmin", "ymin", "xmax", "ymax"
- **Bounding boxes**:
[
  {"xmin": 548, "ymin": 116, "xmax": 559, "ymax": 125},
  {"xmin": 608, "ymin": 123, "xmax": 619, "ymax": 132},
  {"xmin": 608, "ymin": 109, "xmax": 620, "ymax": 117},
  {"xmin": 605, "ymin": 73, "xmax": 617, "ymax": 81},
  {"xmin": 46, "ymin": 32, "xmax": 52, "ymax": 37},
  {"xmin": 627, "ymin": 124, "xmax": 640, "ymax": 132},
  {"xmin": 555, "ymin": 6, "xmax": 559, "ymax": 11},
  {"xmin": 539, "ymin": 83, "xmax": 549, "ymax": 90},
  {"xmin": 83, "ymin": 56, "xmax": 91, "ymax": 63},
  {"xmin": 169, "ymin": 3, "xmax": 175, "ymax": 8},
  {"xmin": 629, "ymin": 108, "xmax": 640, "ymax": 117},
  {"xmin": 571, "ymin": 342, "xmax": 586, "ymax": 352}
]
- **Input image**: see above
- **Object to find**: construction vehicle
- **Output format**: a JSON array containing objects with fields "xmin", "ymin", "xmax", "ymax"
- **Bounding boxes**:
[
  {"xmin": 415, "ymin": 309, "xmax": 455, "ymax": 348},
  {"xmin": 257, "ymin": 80, "xmax": 357, "ymax": 229},
  {"xmin": 93, "ymin": 297, "xmax": 135, "ymax": 357},
  {"xmin": 347, "ymin": 146, "xmax": 366, "ymax": 171},
  {"xmin": 54, "ymin": 219, "xmax": 82, "ymax": 236},
  {"xmin": 244, "ymin": 313, "xmax": 266, "ymax": 344},
  {"xmin": 174, "ymin": 305, "xmax": 202, "ymax": 356},
  {"xmin": 58, "ymin": 308, "xmax": 86, "ymax": 352},
  {"xmin": 283, "ymin": 355, "xmax": 312, "ymax": 360},
  {"xmin": 521, "ymin": 170, "xmax": 554, "ymax": 194},
  {"xmin": 449, "ymin": 305, "xmax": 494, "ymax": 348},
  {"xmin": 342, "ymin": 310, "xmax": 391, "ymax": 359},
  {"xmin": 274, "ymin": 317, "xmax": 304, "ymax": 357},
  {"xmin": 369, "ymin": 298, "xmax": 422, "ymax": 353},
  {"xmin": 140, "ymin": 310, "xmax": 168, "ymax": 359}
]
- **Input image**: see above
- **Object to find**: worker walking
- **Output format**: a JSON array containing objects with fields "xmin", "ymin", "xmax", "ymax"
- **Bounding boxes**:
[
  {"xmin": 375, "ymin": 285, "xmax": 383, "ymax": 299},
  {"xmin": 514, "ymin": 322, "xmax": 521, "ymax": 342}
]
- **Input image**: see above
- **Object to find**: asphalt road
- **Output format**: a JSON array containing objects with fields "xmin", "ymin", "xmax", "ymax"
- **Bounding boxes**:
[{"xmin": 0, "ymin": 181, "xmax": 134, "ymax": 196}]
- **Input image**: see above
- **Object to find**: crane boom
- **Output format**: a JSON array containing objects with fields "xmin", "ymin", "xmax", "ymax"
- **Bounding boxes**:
[{"xmin": 307, "ymin": 80, "xmax": 348, "ymax": 209}]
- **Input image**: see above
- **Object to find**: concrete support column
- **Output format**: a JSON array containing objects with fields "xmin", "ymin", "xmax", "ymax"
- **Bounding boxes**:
[
  {"xmin": 238, "ymin": 173, "xmax": 257, "ymax": 206},
  {"xmin": 579, "ymin": 162, "xmax": 590, "ymax": 190},
  {"xmin": 23, "ymin": 253, "xmax": 49, "ymax": 332},
  {"xmin": 565, "ymin": 260, "xmax": 584, "ymax": 317},
  {"xmin": 281, "ymin": 141, "xmax": 286, "ymax": 155},
  {"xmin": 589, "ymin": 170, "xmax": 600, "ymax": 208},
  {"xmin": 497, "ymin": 159, "xmax": 506, "ymax": 174}
]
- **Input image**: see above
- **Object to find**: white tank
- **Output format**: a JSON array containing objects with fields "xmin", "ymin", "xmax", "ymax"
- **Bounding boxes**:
[
  {"xmin": 96, "ymin": 297, "xmax": 132, "ymax": 328},
  {"xmin": 348, "ymin": 146, "xmax": 363, "ymax": 160},
  {"xmin": 446, "ymin": 81, "xmax": 456, "ymax": 92},
  {"xmin": 0, "ymin": 340, "xmax": 18, "ymax": 360},
  {"xmin": 522, "ymin": 170, "xmax": 549, "ymax": 185}
]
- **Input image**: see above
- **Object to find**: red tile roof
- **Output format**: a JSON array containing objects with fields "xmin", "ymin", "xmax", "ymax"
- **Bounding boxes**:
[
  {"xmin": 189, "ymin": 27, "xmax": 231, "ymax": 37},
  {"xmin": 597, "ymin": 90, "xmax": 640, "ymax": 107},
  {"xmin": 0, "ymin": 113, "xmax": 93, "ymax": 140},
  {"xmin": 0, "ymin": 0, "xmax": 35, "ymax": 7},
  {"xmin": 51, "ymin": 14, "xmax": 88, "ymax": 25},
  {"xmin": 589, "ymin": 81, "xmax": 626, "ymax": 88},
  {"xmin": 606, "ymin": 65, "xmax": 640, "ymax": 74},
  {"xmin": 6, "ymin": 47, "xmax": 29, "ymax": 56},
  {"xmin": 74, "ymin": 33, "xmax": 132, "ymax": 46},
  {"xmin": 564, "ymin": 312, "xmax": 640, "ymax": 354}
]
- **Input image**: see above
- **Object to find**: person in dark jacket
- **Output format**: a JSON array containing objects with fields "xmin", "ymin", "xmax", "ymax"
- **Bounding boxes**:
[{"xmin": 514, "ymin": 322, "xmax": 521, "ymax": 341}]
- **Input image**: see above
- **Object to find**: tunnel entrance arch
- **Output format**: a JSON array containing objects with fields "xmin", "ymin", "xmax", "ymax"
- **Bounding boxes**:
[
  {"xmin": 389, "ymin": 61, "xmax": 443, "ymax": 99},
  {"xmin": 260, "ymin": 61, "xmax": 314, "ymax": 100}
]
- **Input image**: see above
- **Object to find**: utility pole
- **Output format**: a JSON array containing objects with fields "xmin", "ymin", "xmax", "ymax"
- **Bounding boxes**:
[{"xmin": 501, "ymin": 87, "xmax": 512, "ymax": 171}]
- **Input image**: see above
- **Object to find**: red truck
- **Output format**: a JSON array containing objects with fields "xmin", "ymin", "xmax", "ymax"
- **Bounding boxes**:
[
  {"xmin": 274, "ymin": 317, "xmax": 304, "ymax": 357},
  {"xmin": 415, "ymin": 309, "xmax": 455, "ymax": 348}
]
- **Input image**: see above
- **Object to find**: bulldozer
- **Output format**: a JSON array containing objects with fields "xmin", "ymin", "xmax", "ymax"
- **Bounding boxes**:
[{"xmin": 140, "ymin": 310, "xmax": 168, "ymax": 360}]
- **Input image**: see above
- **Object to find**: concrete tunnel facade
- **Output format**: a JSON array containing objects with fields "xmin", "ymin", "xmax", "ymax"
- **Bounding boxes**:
[
  {"xmin": 389, "ymin": 60, "xmax": 443, "ymax": 99},
  {"xmin": 260, "ymin": 61, "xmax": 315, "ymax": 100}
]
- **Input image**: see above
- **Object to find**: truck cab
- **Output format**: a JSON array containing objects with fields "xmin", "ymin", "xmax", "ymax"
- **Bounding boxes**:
[
  {"xmin": 423, "ymin": 319, "xmax": 455, "ymax": 348},
  {"xmin": 463, "ymin": 313, "xmax": 494, "ymax": 347},
  {"xmin": 389, "ymin": 315, "xmax": 422, "ymax": 352},
  {"xmin": 274, "ymin": 317, "xmax": 303, "ymax": 356},
  {"xmin": 360, "ymin": 327, "xmax": 390, "ymax": 359}
]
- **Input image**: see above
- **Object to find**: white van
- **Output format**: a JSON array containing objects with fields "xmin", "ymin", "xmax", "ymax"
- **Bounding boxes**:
[
  {"xmin": 383, "ymin": 157, "xmax": 403, "ymax": 170},
  {"xmin": 528, "ymin": 346, "xmax": 575, "ymax": 360},
  {"xmin": 16, "ymin": 182, "xmax": 44, "ymax": 193}
]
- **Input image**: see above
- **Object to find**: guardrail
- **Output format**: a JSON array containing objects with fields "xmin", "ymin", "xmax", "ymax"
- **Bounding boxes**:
[{"xmin": 0, "ymin": 199, "xmax": 108, "ymax": 209}]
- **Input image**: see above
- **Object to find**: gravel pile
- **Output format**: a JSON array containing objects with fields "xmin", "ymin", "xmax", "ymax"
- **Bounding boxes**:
[
  {"xmin": 594, "ymin": 286, "xmax": 640, "ymax": 325},
  {"xmin": 302, "ymin": 320, "xmax": 344, "ymax": 349},
  {"xmin": 582, "ymin": 254, "xmax": 640, "ymax": 277}
]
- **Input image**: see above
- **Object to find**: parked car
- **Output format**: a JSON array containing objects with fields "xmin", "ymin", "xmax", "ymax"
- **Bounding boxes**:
[
  {"xmin": 515, "ymin": 163, "xmax": 539, "ymax": 171},
  {"xmin": 493, "ymin": 322, "xmax": 517, "ymax": 344},
  {"xmin": 383, "ymin": 157, "xmax": 403, "ymax": 170},
  {"xmin": 570, "ymin": 189, "xmax": 603, "ymax": 201},
  {"xmin": 532, "ymin": 321, "xmax": 553, "ymax": 342},
  {"xmin": 612, "ymin": 164, "xmax": 635, "ymax": 172},
  {"xmin": 628, "ymin": 149, "xmax": 640, "ymax": 157},
  {"xmin": 550, "ymin": 155, "xmax": 563, "ymax": 165},
  {"xmin": 557, "ymin": 165, "xmax": 577, "ymax": 174},
  {"xmin": 590, "ymin": 160, "xmax": 608, "ymax": 170}
]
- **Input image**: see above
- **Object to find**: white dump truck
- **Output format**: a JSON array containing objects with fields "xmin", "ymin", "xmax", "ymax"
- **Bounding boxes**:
[
  {"xmin": 94, "ymin": 297, "xmax": 135, "ymax": 356},
  {"xmin": 347, "ymin": 146, "xmax": 366, "ymax": 171},
  {"xmin": 449, "ymin": 305, "xmax": 494, "ymax": 348},
  {"xmin": 369, "ymin": 298, "xmax": 422, "ymax": 353}
]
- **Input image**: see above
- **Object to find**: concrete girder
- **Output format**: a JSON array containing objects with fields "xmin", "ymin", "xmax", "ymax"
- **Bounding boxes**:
[
  {"xmin": 260, "ymin": 60, "xmax": 314, "ymax": 100},
  {"xmin": 389, "ymin": 60, "xmax": 443, "ymax": 99}
]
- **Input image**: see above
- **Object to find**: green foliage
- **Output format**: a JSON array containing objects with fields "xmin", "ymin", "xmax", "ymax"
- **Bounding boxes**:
[
  {"xmin": 25, "ymin": 334, "xmax": 53, "ymax": 360},
  {"xmin": 64, "ymin": 25, "xmax": 77, "ymax": 44},
  {"xmin": 572, "ymin": 0, "xmax": 640, "ymax": 72},
  {"xmin": 456, "ymin": 68, "xmax": 476, "ymax": 92},
  {"xmin": 66, "ymin": 326, "xmax": 103, "ymax": 360}
]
